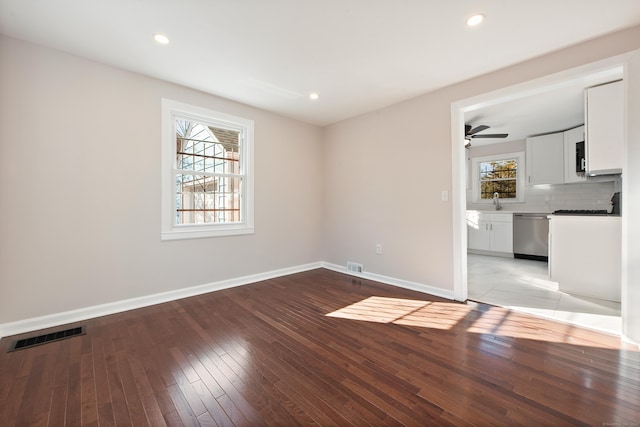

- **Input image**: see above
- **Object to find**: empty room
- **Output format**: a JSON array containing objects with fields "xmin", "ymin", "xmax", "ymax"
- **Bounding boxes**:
[{"xmin": 1, "ymin": 1, "xmax": 640, "ymax": 425}]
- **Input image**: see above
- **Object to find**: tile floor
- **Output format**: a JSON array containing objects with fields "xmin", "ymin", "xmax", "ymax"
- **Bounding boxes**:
[{"xmin": 467, "ymin": 254, "xmax": 622, "ymax": 335}]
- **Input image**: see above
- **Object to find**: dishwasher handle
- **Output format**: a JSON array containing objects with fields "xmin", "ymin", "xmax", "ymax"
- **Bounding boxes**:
[{"xmin": 514, "ymin": 214, "xmax": 548, "ymax": 220}]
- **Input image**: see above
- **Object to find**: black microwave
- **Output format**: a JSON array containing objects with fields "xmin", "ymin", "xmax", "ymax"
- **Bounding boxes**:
[{"xmin": 576, "ymin": 140, "xmax": 585, "ymax": 173}]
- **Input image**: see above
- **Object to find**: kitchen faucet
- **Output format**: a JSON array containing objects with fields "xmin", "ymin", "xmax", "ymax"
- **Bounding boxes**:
[{"xmin": 493, "ymin": 192, "xmax": 502, "ymax": 210}]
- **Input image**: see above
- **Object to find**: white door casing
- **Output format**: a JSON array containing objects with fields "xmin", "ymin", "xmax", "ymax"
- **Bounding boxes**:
[{"xmin": 622, "ymin": 50, "xmax": 640, "ymax": 344}]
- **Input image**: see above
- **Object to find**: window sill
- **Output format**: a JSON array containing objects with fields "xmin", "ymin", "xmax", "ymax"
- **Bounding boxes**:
[{"xmin": 161, "ymin": 226, "xmax": 255, "ymax": 241}]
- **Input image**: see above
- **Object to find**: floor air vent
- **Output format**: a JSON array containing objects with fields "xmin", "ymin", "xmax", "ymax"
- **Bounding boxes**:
[
  {"xmin": 346, "ymin": 261, "xmax": 363, "ymax": 273},
  {"xmin": 9, "ymin": 326, "xmax": 85, "ymax": 352}
]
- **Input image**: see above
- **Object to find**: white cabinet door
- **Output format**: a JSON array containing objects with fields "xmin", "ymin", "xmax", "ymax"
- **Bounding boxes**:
[
  {"xmin": 491, "ymin": 220, "xmax": 513, "ymax": 253},
  {"xmin": 467, "ymin": 216, "xmax": 491, "ymax": 251},
  {"xmin": 563, "ymin": 125, "xmax": 587, "ymax": 183},
  {"xmin": 526, "ymin": 133, "xmax": 564, "ymax": 185},
  {"xmin": 586, "ymin": 80, "xmax": 623, "ymax": 175}
]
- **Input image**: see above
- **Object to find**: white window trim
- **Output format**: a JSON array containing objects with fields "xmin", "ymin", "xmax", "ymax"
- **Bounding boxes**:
[
  {"xmin": 161, "ymin": 99, "xmax": 254, "ymax": 240},
  {"xmin": 471, "ymin": 151, "xmax": 525, "ymax": 204}
]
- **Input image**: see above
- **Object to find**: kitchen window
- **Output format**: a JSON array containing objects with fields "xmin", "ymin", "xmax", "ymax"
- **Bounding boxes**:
[
  {"xmin": 471, "ymin": 152, "xmax": 525, "ymax": 204},
  {"xmin": 161, "ymin": 99, "xmax": 254, "ymax": 240}
]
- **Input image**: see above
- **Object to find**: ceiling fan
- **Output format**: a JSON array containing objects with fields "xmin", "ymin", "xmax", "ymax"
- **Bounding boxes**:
[{"xmin": 464, "ymin": 124, "xmax": 508, "ymax": 147}]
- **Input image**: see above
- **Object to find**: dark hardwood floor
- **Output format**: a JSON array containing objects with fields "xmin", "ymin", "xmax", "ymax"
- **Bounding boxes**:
[{"xmin": 1, "ymin": 268, "xmax": 639, "ymax": 426}]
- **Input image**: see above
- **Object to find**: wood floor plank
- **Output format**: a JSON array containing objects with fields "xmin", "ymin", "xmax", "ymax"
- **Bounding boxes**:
[
  {"xmin": 80, "ymin": 350, "xmax": 99, "ymax": 426},
  {"xmin": 171, "ymin": 361, "xmax": 208, "ymax": 418},
  {"xmin": 47, "ymin": 385, "xmax": 68, "ymax": 427},
  {"xmin": 13, "ymin": 353, "xmax": 46, "ymax": 426},
  {"xmin": 103, "ymin": 345, "xmax": 132, "ymax": 425},
  {"xmin": 214, "ymin": 392, "xmax": 254, "ymax": 427},
  {"xmin": 92, "ymin": 337, "xmax": 116, "ymax": 426},
  {"xmin": 190, "ymin": 380, "xmax": 235, "ymax": 427},
  {"xmin": 0, "ymin": 350, "xmax": 24, "ymax": 403},
  {"xmin": 1, "ymin": 268, "xmax": 639, "ymax": 426},
  {"xmin": 166, "ymin": 384, "xmax": 200, "ymax": 427},
  {"xmin": 142, "ymin": 360, "xmax": 181, "ymax": 423},
  {"xmin": 195, "ymin": 411, "xmax": 218, "ymax": 427},
  {"xmin": 34, "ymin": 338, "xmax": 70, "ymax": 426},
  {"xmin": 127, "ymin": 355, "xmax": 168, "ymax": 426},
  {"xmin": 64, "ymin": 338, "xmax": 83, "ymax": 427},
  {"xmin": 116, "ymin": 356, "xmax": 154, "ymax": 427},
  {"xmin": 19, "ymin": 343, "xmax": 61, "ymax": 427}
]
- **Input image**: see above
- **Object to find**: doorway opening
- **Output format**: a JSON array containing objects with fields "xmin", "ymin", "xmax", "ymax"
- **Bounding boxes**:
[{"xmin": 450, "ymin": 54, "xmax": 630, "ymax": 336}]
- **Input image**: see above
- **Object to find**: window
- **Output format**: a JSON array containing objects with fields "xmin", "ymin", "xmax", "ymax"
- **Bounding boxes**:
[
  {"xmin": 471, "ymin": 152, "xmax": 524, "ymax": 204},
  {"xmin": 161, "ymin": 99, "xmax": 254, "ymax": 240}
]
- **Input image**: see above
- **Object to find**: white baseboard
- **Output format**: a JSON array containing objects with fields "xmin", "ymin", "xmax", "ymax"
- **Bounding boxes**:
[
  {"xmin": 0, "ymin": 262, "xmax": 323, "ymax": 340},
  {"xmin": 0, "ymin": 261, "xmax": 456, "ymax": 340},
  {"xmin": 321, "ymin": 262, "xmax": 455, "ymax": 300}
]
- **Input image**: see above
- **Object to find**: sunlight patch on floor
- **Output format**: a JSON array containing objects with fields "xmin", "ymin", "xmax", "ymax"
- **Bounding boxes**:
[
  {"xmin": 466, "ymin": 306, "xmax": 554, "ymax": 340},
  {"xmin": 326, "ymin": 296, "xmax": 636, "ymax": 350},
  {"xmin": 513, "ymin": 274, "xmax": 559, "ymax": 291},
  {"xmin": 326, "ymin": 296, "xmax": 471, "ymax": 330}
]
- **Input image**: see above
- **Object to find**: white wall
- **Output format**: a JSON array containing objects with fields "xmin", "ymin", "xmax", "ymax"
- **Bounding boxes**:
[
  {"xmin": 322, "ymin": 96, "xmax": 453, "ymax": 290},
  {"xmin": 0, "ymin": 36, "xmax": 324, "ymax": 325},
  {"xmin": 323, "ymin": 25, "xmax": 640, "ymax": 295}
]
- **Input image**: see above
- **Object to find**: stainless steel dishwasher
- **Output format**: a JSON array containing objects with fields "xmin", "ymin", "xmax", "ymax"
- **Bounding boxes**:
[{"xmin": 513, "ymin": 213, "xmax": 549, "ymax": 261}]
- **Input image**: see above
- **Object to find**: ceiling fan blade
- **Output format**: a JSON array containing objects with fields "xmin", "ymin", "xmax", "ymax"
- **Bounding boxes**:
[
  {"xmin": 467, "ymin": 125, "xmax": 490, "ymax": 136},
  {"xmin": 465, "ymin": 124, "xmax": 472, "ymax": 135},
  {"xmin": 471, "ymin": 133, "xmax": 509, "ymax": 139}
]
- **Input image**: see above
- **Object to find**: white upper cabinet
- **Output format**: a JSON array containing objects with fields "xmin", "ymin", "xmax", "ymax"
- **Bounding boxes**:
[
  {"xmin": 563, "ymin": 125, "xmax": 587, "ymax": 183},
  {"xmin": 585, "ymin": 80, "xmax": 623, "ymax": 175},
  {"xmin": 526, "ymin": 132, "xmax": 564, "ymax": 185}
]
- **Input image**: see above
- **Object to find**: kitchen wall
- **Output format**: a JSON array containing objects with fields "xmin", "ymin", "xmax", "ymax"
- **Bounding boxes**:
[
  {"xmin": 0, "ymin": 36, "xmax": 324, "ymax": 326},
  {"xmin": 465, "ymin": 140, "xmax": 620, "ymax": 212}
]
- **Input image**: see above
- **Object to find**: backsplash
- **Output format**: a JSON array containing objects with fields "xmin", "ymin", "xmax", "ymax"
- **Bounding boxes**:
[{"xmin": 466, "ymin": 180, "xmax": 619, "ymax": 213}]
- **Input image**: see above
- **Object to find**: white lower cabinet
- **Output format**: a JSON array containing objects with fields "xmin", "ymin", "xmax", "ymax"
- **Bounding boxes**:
[
  {"xmin": 549, "ymin": 215, "xmax": 621, "ymax": 302},
  {"xmin": 467, "ymin": 211, "xmax": 513, "ymax": 255}
]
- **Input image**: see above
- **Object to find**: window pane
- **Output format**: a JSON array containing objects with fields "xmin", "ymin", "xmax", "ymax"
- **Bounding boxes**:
[
  {"xmin": 175, "ymin": 120, "xmax": 240, "ymax": 175},
  {"xmin": 479, "ymin": 158, "xmax": 518, "ymax": 200},
  {"xmin": 175, "ymin": 174, "xmax": 242, "ymax": 225},
  {"xmin": 480, "ymin": 160, "xmax": 517, "ymax": 179},
  {"xmin": 481, "ymin": 179, "xmax": 517, "ymax": 199}
]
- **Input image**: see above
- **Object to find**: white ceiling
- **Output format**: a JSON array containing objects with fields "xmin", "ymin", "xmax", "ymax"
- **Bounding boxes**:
[{"xmin": 1, "ymin": 0, "xmax": 639, "ymax": 128}]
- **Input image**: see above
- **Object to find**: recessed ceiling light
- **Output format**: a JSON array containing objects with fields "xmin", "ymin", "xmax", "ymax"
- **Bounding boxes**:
[
  {"xmin": 153, "ymin": 33, "xmax": 170, "ymax": 45},
  {"xmin": 309, "ymin": 92, "xmax": 319, "ymax": 100},
  {"xmin": 466, "ymin": 14, "xmax": 484, "ymax": 27}
]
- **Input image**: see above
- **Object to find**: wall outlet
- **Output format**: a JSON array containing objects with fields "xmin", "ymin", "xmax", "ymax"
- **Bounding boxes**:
[{"xmin": 376, "ymin": 244, "xmax": 382, "ymax": 254}]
